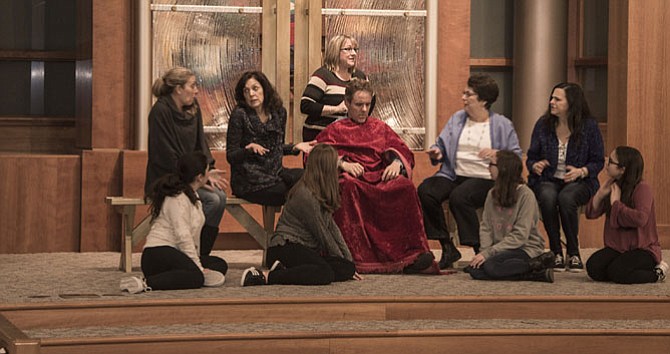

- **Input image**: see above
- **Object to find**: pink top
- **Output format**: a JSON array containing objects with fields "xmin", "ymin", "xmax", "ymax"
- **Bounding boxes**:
[{"xmin": 585, "ymin": 181, "xmax": 662, "ymax": 263}]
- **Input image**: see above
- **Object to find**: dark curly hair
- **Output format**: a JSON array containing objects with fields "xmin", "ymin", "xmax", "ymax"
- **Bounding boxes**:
[
  {"xmin": 234, "ymin": 71, "xmax": 283, "ymax": 114},
  {"xmin": 145, "ymin": 152, "xmax": 208, "ymax": 221}
]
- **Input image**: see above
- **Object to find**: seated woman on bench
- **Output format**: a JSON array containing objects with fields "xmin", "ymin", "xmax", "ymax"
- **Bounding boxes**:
[
  {"xmin": 226, "ymin": 71, "xmax": 315, "ymax": 206},
  {"xmin": 146, "ymin": 67, "xmax": 228, "ymax": 259},
  {"xmin": 120, "ymin": 152, "xmax": 228, "ymax": 293},
  {"xmin": 239, "ymin": 144, "xmax": 361, "ymax": 286}
]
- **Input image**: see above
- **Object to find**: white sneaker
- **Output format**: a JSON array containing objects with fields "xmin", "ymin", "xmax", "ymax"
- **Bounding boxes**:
[
  {"xmin": 269, "ymin": 260, "xmax": 285, "ymax": 272},
  {"xmin": 655, "ymin": 261, "xmax": 668, "ymax": 282},
  {"xmin": 203, "ymin": 270, "xmax": 226, "ymax": 287},
  {"xmin": 120, "ymin": 276, "xmax": 151, "ymax": 294}
]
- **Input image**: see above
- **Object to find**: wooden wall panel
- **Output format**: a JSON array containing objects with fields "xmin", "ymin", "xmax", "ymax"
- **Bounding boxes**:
[
  {"xmin": 609, "ymin": 0, "xmax": 670, "ymax": 245},
  {"xmin": 80, "ymin": 149, "xmax": 122, "ymax": 251},
  {"xmin": 436, "ymin": 0, "xmax": 470, "ymax": 131},
  {"xmin": 0, "ymin": 125, "xmax": 77, "ymax": 154},
  {"xmin": 90, "ymin": 0, "xmax": 132, "ymax": 149},
  {"xmin": 0, "ymin": 154, "xmax": 80, "ymax": 253}
]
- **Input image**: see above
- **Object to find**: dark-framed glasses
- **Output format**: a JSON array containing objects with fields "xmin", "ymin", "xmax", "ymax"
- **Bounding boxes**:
[{"xmin": 340, "ymin": 47, "xmax": 359, "ymax": 53}]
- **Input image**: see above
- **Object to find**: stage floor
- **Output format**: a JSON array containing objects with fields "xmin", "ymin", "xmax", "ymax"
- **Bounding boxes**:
[{"xmin": 2, "ymin": 248, "xmax": 669, "ymax": 306}]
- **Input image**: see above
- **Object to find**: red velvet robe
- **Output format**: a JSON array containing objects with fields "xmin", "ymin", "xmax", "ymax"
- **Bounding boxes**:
[{"xmin": 316, "ymin": 117, "xmax": 437, "ymax": 274}]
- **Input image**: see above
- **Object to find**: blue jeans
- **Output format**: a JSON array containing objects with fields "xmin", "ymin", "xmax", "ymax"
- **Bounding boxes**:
[
  {"xmin": 468, "ymin": 249, "xmax": 531, "ymax": 280},
  {"xmin": 197, "ymin": 187, "xmax": 227, "ymax": 227},
  {"xmin": 534, "ymin": 180, "xmax": 590, "ymax": 257}
]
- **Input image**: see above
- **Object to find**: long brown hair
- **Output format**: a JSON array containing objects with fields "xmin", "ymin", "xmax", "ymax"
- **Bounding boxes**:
[
  {"xmin": 491, "ymin": 150, "xmax": 524, "ymax": 208},
  {"xmin": 288, "ymin": 144, "xmax": 341, "ymax": 213},
  {"xmin": 146, "ymin": 152, "xmax": 207, "ymax": 221},
  {"xmin": 542, "ymin": 82, "xmax": 593, "ymax": 147},
  {"xmin": 603, "ymin": 146, "xmax": 644, "ymax": 214}
]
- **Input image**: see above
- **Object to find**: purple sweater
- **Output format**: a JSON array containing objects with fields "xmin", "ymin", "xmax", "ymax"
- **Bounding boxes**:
[{"xmin": 585, "ymin": 181, "xmax": 662, "ymax": 263}]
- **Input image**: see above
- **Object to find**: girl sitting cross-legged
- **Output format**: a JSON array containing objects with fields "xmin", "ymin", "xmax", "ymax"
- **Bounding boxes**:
[
  {"xmin": 120, "ymin": 152, "xmax": 228, "ymax": 294},
  {"xmin": 466, "ymin": 150, "xmax": 555, "ymax": 283},
  {"xmin": 240, "ymin": 144, "xmax": 362, "ymax": 286},
  {"xmin": 585, "ymin": 146, "xmax": 667, "ymax": 284}
]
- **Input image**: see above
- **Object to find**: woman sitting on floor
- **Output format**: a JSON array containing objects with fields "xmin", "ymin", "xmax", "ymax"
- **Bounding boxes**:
[
  {"xmin": 120, "ymin": 152, "xmax": 228, "ymax": 294},
  {"xmin": 585, "ymin": 146, "xmax": 667, "ymax": 284},
  {"xmin": 240, "ymin": 144, "xmax": 362, "ymax": 286},
  {"xmin": 466, "ymin": 150, "xmax": 555, "ymax": 283}
]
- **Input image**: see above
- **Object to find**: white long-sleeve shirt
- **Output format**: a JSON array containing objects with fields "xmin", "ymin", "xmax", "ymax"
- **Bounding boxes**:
[{"xmin": 143, "ymin": 193, "xmax": 205, "ymax": 270}]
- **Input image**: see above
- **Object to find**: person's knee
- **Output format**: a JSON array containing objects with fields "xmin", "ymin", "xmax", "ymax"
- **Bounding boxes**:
[
  {"xmin": 586, "ymin": 258, "xmax": 608, "ymax": 281},
  {"xmin": 557, "ymin": 192, "xmax": 579, "ymax": 210}
]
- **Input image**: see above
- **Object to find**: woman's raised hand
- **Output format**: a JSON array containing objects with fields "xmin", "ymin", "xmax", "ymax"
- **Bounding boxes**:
[
  {"xmin": 245, "ymin": 142, "xmax": 269, "ymax": 155},
  {"xmin": 294, "ymin": 140, "xmax": 317, "ymax": 154}
]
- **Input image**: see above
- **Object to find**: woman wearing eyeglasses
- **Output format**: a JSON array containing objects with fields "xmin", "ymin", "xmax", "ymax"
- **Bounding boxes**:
[
  {"xmin": 585, "ymin": 146, "xmax": 667, "ymax": 284},
  {"xmin": 417, "ymin": 74, "xmax": 522, "ymax": 269},
  {"xmin": 526, "ymin": 82, "xmax": 604, "ymax": 273},
  {"xmin": 300, "ymin": 34, "xmax": 374, "ymax": 141}
]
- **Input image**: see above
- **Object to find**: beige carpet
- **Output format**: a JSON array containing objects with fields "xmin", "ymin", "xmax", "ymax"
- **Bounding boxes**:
[{"xmin": 2, "ymin": 248, "xmax": 669, "ymax": 305}]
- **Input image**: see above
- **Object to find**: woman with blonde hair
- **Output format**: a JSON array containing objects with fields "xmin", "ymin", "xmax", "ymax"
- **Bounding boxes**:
[
  {"xmin": 240, "ymin": 144, "xmax": 360, "ymax": 286},
  {"xmin": 300, "ymin": 34, "xmax": 374, "ymax": 141},
  {"xmin": 145, "ymin": 67, "xmax": 228, "ymax": 260}
]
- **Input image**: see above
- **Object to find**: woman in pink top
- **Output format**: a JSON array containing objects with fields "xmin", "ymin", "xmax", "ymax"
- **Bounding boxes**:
[{"xmin": 585, "ymin": 146, "xmax": 667, "ymax": 283}]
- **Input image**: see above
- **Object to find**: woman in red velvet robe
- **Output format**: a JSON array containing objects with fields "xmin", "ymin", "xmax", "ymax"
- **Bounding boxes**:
[{"xmin": 316, "ymin": 79, "xmax": 437, "ymax": 274}]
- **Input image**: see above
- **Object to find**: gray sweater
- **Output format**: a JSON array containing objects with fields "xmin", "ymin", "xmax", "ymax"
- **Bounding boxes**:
[
  {"xmin": 479, "ymin": 184, "xmax": 545, "ymax": 259},
  {"xmin": 269, "ymin": 184, "xmax": 353, "ymax": 261}
]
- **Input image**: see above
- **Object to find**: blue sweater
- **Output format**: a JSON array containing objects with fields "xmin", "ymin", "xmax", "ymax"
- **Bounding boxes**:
[
  {"xmin": 526, "ymin": 116, "xmax": 604, "ymax": 196},
  {"xmin": 430, "ymin": 110, "xmax": 522, "ymax": 180}
]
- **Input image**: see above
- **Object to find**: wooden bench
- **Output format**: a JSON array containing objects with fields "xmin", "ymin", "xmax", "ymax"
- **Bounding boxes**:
[{"xmin": 106, "ymin": 196, "xmax": 281, "ymax": 272}]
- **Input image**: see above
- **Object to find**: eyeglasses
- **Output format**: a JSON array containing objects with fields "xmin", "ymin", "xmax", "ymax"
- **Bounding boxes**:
[
  {"xmin": 489, "ymin": 162, "xmax": 497, "ymax": 167},
  {"xmin": 340, "ymin": 47, "xmax": 359, "ymax": 53},
  {"xmin": 608, "ymin": 158, "xmax": 622, "ymax": 167},
  {"xmin": 463, "ymin": 90, "xmax": 477, "ymax": 97}
]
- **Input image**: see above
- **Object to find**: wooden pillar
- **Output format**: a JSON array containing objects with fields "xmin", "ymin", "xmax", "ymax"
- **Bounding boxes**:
[{"xmin": 608, "ymin": 0, "xmax": 670, "ymax": 244}]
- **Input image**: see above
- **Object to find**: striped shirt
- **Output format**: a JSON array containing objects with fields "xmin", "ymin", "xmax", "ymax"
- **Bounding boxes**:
[{"xmin": 300, "ymin": 66, "xmax": 370, "ymax": 129}]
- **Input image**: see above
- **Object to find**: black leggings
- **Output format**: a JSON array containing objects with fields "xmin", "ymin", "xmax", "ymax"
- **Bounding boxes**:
[
  {"xmin": 141, "ymin": 246, "xmax": 228, "ymax": 290},
  {"xmin": 586, "ymin": 247, "xmax": 658, "ymax": 284},
  {"xmin": 238, "ymin": 168, "xmax": 304, "ymax": 206},
  {"xmin": 266, "ymin": 243, "xmax": 356, "ymax": 285}
]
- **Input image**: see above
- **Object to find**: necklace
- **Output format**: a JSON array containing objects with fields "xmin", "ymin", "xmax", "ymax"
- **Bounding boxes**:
[{"xmin": 465, "ymin": 119, "xmax": 489, "ymax": 148}]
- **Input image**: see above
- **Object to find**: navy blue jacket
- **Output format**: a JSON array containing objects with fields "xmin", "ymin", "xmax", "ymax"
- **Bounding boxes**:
[{"xmin": 526, "ymin": 116, "xmax": 604, "ymax": 196}]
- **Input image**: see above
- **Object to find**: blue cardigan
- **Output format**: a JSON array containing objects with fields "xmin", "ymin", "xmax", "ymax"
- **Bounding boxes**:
[
  {"xmin": 430, "ymin": 110, "xmax": 522, "ymax": 181},
  {"xmin": 526, "ymin": 116, "xmax": 604, "ymax": 195}
]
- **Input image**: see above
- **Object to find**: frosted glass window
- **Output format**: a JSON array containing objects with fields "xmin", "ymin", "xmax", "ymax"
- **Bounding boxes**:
[
  {"xmin": 324, "ymin": 0, "xmax": 426, "ymax": 149},
  {"xmin": 152, "ymin": 0, "xmax": 262, "ymax": 150}
]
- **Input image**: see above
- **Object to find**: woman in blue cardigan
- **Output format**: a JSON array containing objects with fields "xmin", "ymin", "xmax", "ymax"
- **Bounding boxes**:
[
  {"xmin": 526, "ymin": 82, "xmax": 604, "ymax": 272},
  {"xmin": 418, "ymin": 74, "xmax": 522, "ymax": 269}
]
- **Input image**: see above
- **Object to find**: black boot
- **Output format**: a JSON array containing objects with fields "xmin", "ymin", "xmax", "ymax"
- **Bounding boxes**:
[
  {"xmin": 528, "ymin": 251, "xmax": 555, "ymax": 271},
  {"xmin": 524, "ymin": 268, "xmax": 554, "ymax": 283},
  {"xmin": 438, "ymin": 237, "xmax": 462, "ymax": 269},
  {"xmin": 200, "ymin": 225, "xmax": 219, "ymax": 257}
]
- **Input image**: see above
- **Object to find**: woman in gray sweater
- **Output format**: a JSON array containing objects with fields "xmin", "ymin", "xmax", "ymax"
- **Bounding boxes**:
[
  {"xmin": 466, "ymin": 150, "xmax": 555, "ymax": 282},
  {"xmin": 241, "ymin": 144, "xmax": 361, "ymax": 286}
]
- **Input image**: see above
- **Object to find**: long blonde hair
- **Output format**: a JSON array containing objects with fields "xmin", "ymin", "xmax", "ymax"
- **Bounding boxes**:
[
  {"xmin": 151, "ymin": 66, "xmax": 199, "ymax": 116},
  {"xmin": 289, "ymin": 144, "xmax": 341, "ymax": 213},
  {"xmin": 323, "ymin": 34, "xmax": 358, "ymax": 74}
]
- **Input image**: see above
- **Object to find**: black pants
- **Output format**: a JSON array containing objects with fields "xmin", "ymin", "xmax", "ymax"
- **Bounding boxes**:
[
  {"xmin": 141, "ymin": 246, "xmax": 228, "ymax": 290},
  {"xmin": 266, "ymin": 243, "xmax": 356, "ymax": 285},
  {"xmin": 468, "ymin": 249, "xmax": 532, "ymax": 280},
  {"xmin": 534, "ymin": 180, "xmax": 590, "ymax": 257},
  {"xmin": 586, "ymin": 247, "xmax": 658, "ymax": 284},
  {"xmin": 238, "ymin": 168, "xmax": 304, "ymax": 207},
  {"xmin": 418, "ymin": 175, "xmax": 494, "ymax": 247}
]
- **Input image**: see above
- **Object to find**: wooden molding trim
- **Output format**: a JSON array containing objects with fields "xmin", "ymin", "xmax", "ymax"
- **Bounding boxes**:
[
  {"xmin": 0, "ymin": 49, "xmax": 77, "ymax": 61},
  {"xmin": 0, "ymin": 117, "xmax": 75, "ymax": 127},
  {"xmin": 469, "ymin": 58, "xmax": 513, "ymax": 68},
  {"xmin": 574, "ymin": 56, "xmax": 607, "ymax": 67}
]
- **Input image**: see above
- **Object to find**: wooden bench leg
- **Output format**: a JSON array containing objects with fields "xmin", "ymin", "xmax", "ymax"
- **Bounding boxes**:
[
  {"xmin": 261, "ymin": 205, "xmax": 281, "ymax": 267},
  {"xmin": 119, "ymin": 205, "xmax": 136, "ymax": 273}
]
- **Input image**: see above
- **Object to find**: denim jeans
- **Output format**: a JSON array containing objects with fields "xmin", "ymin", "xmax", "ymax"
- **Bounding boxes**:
[
  {"xmin": 534, "ymin": 180, "xmax": 590, "ymax": 257},
  {"xmin": 468, "ymin": 249, "xmax": 531, "ymax": 280},
  {"xmin": 197, "ymin": 187, "xmax": 227, "ymax": 227}
]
